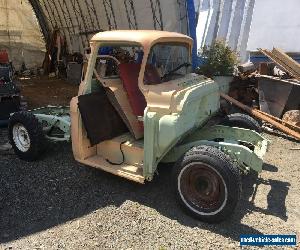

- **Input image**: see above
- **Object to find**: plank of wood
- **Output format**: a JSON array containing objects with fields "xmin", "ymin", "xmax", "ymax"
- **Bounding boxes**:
[
  {"xmin": 259, "ymin": 48, "xmax": 300, "ymax": 81},
  {"xmin": 272, "ymin": 48, "xmax": 300, "ymax": 76}
]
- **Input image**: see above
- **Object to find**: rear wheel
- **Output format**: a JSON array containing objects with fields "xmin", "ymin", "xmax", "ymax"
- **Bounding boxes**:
[
  {"xmin": 220, "ymin": 113, "xmax": 262, "ymax": 133},
  {"xmin": 173, "ymin": 145, "xmax": 241, "ymax": 223},
  {"xmin": 8, "ymin": 111, "xmax": 46, "ymax": 161}
]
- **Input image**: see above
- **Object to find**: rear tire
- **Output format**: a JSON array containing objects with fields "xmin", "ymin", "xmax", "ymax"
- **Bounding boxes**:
[
  {"xmin": 172, "ymin": 145, "xmax": 241, "ymax": 223},
  {"xmin": 220, "ymin": 113, "xmax": 262, "ymax": 133},
  {"xmin": 8, "ymin": 111, "xmax": 46, "ymax": 161}
]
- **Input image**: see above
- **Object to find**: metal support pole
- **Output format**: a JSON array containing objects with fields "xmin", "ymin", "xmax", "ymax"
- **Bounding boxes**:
[{"xmin": 150, "ymin": 0, "xmax": 163, "ymax": 30}]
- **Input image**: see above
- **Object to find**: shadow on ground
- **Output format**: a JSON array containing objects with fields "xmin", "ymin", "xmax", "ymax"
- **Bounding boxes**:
[{"xmin": 0, "ymin": 140, "xmax": 289, "ymax": 243}]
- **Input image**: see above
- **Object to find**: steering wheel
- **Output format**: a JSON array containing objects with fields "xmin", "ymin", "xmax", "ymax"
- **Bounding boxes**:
[
  {"xmin": 93, "ymin": 55, "xmax": 121, "ymax": 86},
  {"xmin": 161, "ymin": 62, "xmax": 191, "ymax": 81},
  {"xmin": 96, "ymin": 55, "xmax": 120, "ymax": 65}
]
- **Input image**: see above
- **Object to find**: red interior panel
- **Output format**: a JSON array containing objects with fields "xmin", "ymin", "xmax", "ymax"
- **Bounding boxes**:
[{"xmin": 118, "ymin": 63, "xmax": 146, "ymax": 117}]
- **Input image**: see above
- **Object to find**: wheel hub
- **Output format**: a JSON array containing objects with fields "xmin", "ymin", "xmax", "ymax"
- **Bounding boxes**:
[
  {"xmin": 12, "ymin": 123, "xmax": 31, "ymax": 152},
  {"xmin": 179, "ymin": 163, "xmax": 226, "ymax": 213}
]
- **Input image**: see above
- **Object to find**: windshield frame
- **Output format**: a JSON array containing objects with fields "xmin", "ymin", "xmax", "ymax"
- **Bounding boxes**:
[{"xmin": 83, "ymin": 41, "xmax": 143, "ymax": 94}]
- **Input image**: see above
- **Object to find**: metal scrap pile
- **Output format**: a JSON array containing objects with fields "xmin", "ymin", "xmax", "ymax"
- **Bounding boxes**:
[{"xmin": 221, "ymin": 48, "xmax": 300, "ymax": 141}]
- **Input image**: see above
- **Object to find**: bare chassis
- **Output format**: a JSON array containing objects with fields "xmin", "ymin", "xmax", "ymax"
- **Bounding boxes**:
[
  {"xmin": 30, "ymin": 106, "xmax": 71, "ymax": 142},
  {"xmin": 28, "ymin": 105, "xmax": 268, "ymax": 175}
]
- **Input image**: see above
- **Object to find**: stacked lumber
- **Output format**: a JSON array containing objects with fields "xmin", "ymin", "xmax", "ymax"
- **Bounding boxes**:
[{"xmin": 259, "ymin": 48, "xmax": 300, "ymax": 81}]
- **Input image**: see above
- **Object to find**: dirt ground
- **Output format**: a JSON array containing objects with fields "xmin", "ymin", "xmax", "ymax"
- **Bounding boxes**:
[
  {"xmin": 18, "ymin": 76, "xmax": 78, "ymax": 109},
  {"xmin": 0, "ymin": 129, "xmax": 299, "ymax": 249}
]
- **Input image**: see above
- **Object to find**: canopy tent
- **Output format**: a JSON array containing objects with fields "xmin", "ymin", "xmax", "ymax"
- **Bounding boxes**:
[
  {"xmin": 29, "ymin": 0, "xmax": 197, "ymax": 66},
  {"xmin": 0, "ymin": 0, "xmax": 45, "ymax": 70}
]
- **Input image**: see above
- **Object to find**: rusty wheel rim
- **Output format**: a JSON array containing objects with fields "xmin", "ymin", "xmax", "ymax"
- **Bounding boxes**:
[{"xmin": 178, "ymin": 162, "xmax": 227, "ymax": 215}]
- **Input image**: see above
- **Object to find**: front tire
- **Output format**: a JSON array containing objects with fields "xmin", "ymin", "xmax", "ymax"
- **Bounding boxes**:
[
  {"xmin": 173, "ymin": 145, "xmax": 241, "ymax": 223},
  {"xmin": 8, "ymin": 111, "xmax": 46, "ymax": 161}
]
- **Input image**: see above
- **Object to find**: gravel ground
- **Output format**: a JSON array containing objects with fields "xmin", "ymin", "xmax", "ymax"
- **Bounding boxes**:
[{"xmin": 0, "ymin": 128, "xmax": 299, "ymax": 249}]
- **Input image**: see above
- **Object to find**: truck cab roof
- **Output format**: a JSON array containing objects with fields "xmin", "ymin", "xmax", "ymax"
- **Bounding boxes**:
[{"xmin": 91, "ymin": 30, "xmax": 193, "ymax": 47}]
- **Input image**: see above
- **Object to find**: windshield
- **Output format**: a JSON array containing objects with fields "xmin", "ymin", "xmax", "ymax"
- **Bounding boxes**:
[{"xmin": 144, "ymin": 43, "xmax": 192, "ymax": 84}]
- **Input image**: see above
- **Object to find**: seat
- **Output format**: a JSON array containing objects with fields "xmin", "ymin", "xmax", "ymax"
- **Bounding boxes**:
[
  {"xmin": 144, "ymin": 64, "xmax": 162, "ymax": 85},
  {"xmin": 118, "ymin": 63, "xmax": 161, "ymax": 117},
  {"xmin": 118, "ymin": 63, "xmax": 146, "ymax": 117}
]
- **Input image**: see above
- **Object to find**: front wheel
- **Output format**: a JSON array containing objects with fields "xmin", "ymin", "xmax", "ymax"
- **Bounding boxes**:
[
  {"xmin": 8, "ymin": 111, "xmax": 46, "ymax": 161},
  {"xmin": 172, "ymin": 145, "xmax": 241, "ymax": 223}
]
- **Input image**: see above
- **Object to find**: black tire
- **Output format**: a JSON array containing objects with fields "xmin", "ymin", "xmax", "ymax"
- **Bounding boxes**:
[
  {"xmin": 172, "ymin": 145, "xmax": 241, "ymax": 223},
  {"xmin": 8, "ymin": 111, "xmax": 46, "ymax": 161},
  {"xmin": 220, "ymin": 113, "xmax": 262, "ymax": 133}
]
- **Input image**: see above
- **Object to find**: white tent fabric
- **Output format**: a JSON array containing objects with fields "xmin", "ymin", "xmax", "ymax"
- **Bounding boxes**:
[
  {"xmin": 37, "ymin": 0, "xmax": 190, "ymax": 53},
  {"xmin": 0, "ymin": 0, "xmax": 193, "ymax": 69},
  {"xmin": 0, "ymin": 0, "xmax": 45, "ymax": 70}
]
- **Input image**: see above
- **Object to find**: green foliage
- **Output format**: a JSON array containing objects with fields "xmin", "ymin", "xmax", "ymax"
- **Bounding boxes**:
[{"xmin": 197, "ymin": 40, "xmax": 238, "ymax": 77}]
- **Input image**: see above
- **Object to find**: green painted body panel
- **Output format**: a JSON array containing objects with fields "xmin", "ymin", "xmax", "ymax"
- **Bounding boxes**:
[
  {"xmin": 143, "ymin": 74, "xmax": 269, "ymax": 179},
  {"xmin": 143, "ymin": 77, "xmax": 220, "ymax": 180}
]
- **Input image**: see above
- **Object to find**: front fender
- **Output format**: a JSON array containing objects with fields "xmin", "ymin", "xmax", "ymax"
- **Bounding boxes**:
[{"xmin": 162, "ymin": 125, "xmax": 269, "ymax": 173}]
